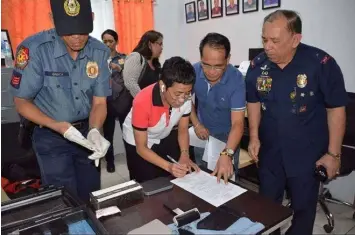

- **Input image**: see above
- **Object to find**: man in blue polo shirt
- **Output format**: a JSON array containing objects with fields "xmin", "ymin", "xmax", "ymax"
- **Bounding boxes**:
[{"xmin": 191, "ymin": 33, "xmax": 246, "ymax": 184}]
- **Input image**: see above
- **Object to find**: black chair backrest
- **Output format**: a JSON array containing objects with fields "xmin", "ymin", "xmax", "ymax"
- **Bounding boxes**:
[{"xmin": 340, "ymin": 92, "xmax": 355, "ymax": 175}]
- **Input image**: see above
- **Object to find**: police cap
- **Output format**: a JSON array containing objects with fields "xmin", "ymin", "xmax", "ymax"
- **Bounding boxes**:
[{"xmin": 50, "ymin": 0, "xmax": 93, "ymax": 36}]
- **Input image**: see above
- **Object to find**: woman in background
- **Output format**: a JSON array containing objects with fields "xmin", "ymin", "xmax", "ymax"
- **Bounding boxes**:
[
  {"xmin": 101, "ymin": 29, "xmax": 126, "ymax": 173},
  {"xmin": 123, "ymin": 30, "xmax": 163, "ymax": 98}
]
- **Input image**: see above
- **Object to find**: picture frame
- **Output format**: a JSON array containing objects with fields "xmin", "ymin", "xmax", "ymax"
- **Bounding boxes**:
[
  {"xmin": 1, "ymin": 29, "xmax": 14, "ymax": 67},
  {"xmin": 197, "ymin": 0, "xmax": 209, "ymax": 21},
  {"xmin": 262, "ymin": 0, "xmax": 281, "ymax": 10},
  {"xmin": 242, "ymin": 0, "xmax": 258, "ymax": 13},
  {"xmin": 210, "ymin": 0, "xmax": 223, "ymax": 18},
  {"xmin": 185, "ymin": 1, "xmax": 197, "ymax": 23},
  {"xmin": 225, "ymin": 0, "xmax": 239, "ymax": 16}
]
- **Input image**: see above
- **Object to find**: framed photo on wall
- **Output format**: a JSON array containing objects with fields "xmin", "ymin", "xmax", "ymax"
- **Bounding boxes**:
[
  {"xmin": 225, "ymin": 0, "xmax": 239, "ymax": 15},
  {"xmin": 197, "ymin": 0, "xmax": 209, "ymax": 21},
  {"xmin": 185, "ymin": 1, "xmax": 196, "ymax": 23},
  {"xmin": 242, "ymin": 0, "xmax": 258, "ymax": 13},
  {"xmin": 262, "ymin": 0, "xmax": 281, "ymax": 10},
  {"xmin": 210, "ymin": 0, "xmax": 223, "ymax": 18}
]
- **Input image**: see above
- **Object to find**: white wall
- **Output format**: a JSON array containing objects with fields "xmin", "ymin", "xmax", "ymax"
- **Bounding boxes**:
[
  {"xmin": 90, "ymin": 0, "xmax": 116, "ymax": 41},
  {"xmin": 154, "ymin": 0, "xmax": 355, "ymax": 92}
]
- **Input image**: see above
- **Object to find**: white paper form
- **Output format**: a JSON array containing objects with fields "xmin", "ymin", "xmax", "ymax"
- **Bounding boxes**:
[
  {"xmin": 171, "ymin": 171, "xmax": 247, "ymax": 207},
  {"xmin": 188, "ymin": 127, "xmax": 207, "ymax": 148},
  {"xmin": 207, "ymin": 136, "xmax": 226, "ymax": 171}
]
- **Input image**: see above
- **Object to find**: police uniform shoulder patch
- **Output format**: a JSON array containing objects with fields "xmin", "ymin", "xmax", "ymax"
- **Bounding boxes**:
[
  {"xmin": 320, "ymin": 55, "xmax": 332, "ymax": 64},
  {"xmin": 86, "ymin": 61, "xmax": 99, "ymax": 79},
  {"xmin": 10, "ymin": 71, "xmax": 23, "ymax": 89},
  {"xmin": 250, "ymin": 52, "xmax": 267, "ymax": 69},
  {"xmin": 15, "ymin": 46, "xmax": 30, "ymax": 70},
  {"xmin": 64, "ymin": 0, "xmax": 80, "ymax": 17}
]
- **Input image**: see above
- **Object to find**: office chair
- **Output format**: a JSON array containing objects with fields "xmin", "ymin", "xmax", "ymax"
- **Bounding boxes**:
[{"xmin": 318, "ymin": 144, "xmax": 355, "ymax": 233}]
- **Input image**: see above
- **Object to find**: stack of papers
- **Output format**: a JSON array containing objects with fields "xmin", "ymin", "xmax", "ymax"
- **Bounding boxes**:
[
  {"xmin": 171, "ymin": 171, "xmax": 247, "ymax": 207},
  {"xmin": 188, "ymin": 128, "xmax": 229, "ymax": 172}
]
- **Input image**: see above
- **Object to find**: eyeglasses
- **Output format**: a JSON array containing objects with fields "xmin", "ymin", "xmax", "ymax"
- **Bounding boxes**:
[
  {"xmin": 155, "ymin": 41, "xmax": 163, "ymax": 46},
  {"xmin": 167, "ymin": 89, "xmax": 192, "ymax": 101},
  {"xmin": 201, "ymin": 62, "xmax": 225, "ymax": 72}
]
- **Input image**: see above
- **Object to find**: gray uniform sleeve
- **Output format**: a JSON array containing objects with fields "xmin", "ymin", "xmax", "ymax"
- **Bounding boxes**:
[{"xmin": 123, "ymin": 52, "xmax": 143, "ymax": 97}]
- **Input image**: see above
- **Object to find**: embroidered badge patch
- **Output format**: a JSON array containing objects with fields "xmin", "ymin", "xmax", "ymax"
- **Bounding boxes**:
[
  {"xmin": 296, "ymin": 74, "xmax": 307, "ymax": 88},
  {"xmin": 118, "ymin": 58, "xmax": 125, "ymax": 65},
  {"xmin": 321, "ymin": 55, "xmax": 331, "ymax": 64},
  {"xmin": 15, "ymin": 46, "xmax": 29, "ymax": 70},
  {"xmin": 86, "ymin": 61, "xmax": 99, "ymax": 79},
  {"xmin": 64, "ymin": 0, "xmax": 80, "ymax": 17},
  {"xmin": 10, "ymin": 71, "xmax": 23, "ymax": 89}
]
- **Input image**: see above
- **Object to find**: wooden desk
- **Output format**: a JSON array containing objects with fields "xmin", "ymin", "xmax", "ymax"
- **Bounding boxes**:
[{"xmin": 100, "ymin": 182, "xmax": 293, "ymax": 234}]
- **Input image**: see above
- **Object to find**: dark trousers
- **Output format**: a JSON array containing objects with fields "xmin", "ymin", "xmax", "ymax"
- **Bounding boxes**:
[
  {"xmin": 103, "ymin": 101, "xmax": 131, "ymax": 165},
  {"xmin": 259, "ymin": 158, "xmax": 319, "ymax": 235},
  {"xmin": 123, "ymin": 130, "xmax": 182, "ymax": 183},
  {"xmin": 32, "ymin": 125, "xmax": 100, "ymax": 203}
]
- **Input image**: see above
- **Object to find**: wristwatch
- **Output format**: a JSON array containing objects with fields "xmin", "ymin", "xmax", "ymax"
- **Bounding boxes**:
[
  {"xmin": 220, "ymin": 148, "xmax": 234, "ymax": 159},
  {"xmin": 326, "ymin": 151, "xmax": 341, "ymax": 161}
]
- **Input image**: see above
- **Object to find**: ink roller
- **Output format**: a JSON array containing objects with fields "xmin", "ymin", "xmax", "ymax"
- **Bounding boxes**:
[{"xmin": 164, "ymin": 204, "xmax": 201, "ymax": 227}]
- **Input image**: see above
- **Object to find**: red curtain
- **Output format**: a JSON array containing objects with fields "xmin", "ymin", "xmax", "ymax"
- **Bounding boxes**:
[
  {"xmin": 112, "ymin": 0, "xmax": 154, "ymax": 54},
  {"xmin": 1, "ymin": 0, "xmax": 53, "ymax": 53}
]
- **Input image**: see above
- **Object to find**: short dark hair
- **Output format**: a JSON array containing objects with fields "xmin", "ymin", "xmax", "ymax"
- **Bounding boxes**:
[
  {"xmin": 133, "ymin": 30, "xmax": 163, "ymax": 69},
  {"xmin": 264, "ymin": 10, "xmax": 302, "ymax": 34},
  {"xmin": 101, "ymin": 29, "xmax": 118, "ymax": 41},
  {"xmin": 160, "ymin": 57, "xmax": 196, "ymax": 88},
  {"xmin": 199, "ymin": 33, "xmax": 231, "ymax": 59}
]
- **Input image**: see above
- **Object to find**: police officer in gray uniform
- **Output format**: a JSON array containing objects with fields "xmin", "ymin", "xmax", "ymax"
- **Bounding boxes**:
[{"xmin": 10, "ymin": 0, "xmax": 111, "ymax": 202}]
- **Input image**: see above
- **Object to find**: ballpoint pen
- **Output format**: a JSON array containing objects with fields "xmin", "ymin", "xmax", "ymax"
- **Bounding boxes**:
[{"xmin": 166, "ymin": 155, "xmax": 182, "ymax": 166}]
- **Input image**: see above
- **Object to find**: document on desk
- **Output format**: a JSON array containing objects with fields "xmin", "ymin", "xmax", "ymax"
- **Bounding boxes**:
[{"xmin": 171, "ymin": 171, "xmax": 247, "ymax": 207}]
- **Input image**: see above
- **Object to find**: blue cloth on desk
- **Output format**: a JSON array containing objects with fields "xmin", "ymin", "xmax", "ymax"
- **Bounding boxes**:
[
  {"xmin": 42, "ymin": 220, "xmax": 95, "ymax": 235},
  {"xmin": 168, "ymin": 212, "xmax": 265, "ymax": 235},
  {"xmin": 68, "ymin": 220, "xmax": 96, "ymax": 234}
]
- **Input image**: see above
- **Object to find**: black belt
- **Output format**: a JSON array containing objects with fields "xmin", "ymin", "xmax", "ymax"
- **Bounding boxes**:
[
  {"xmin": 71, "ymin": 119, "xmax": 89, "ymax": 129},
  {"xmin": 38, "ymin": 119, "xmax": 88, "ymax": 130}
]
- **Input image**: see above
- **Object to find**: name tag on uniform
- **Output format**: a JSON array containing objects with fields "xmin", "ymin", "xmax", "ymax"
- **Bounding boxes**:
[{"xmin": 44, "ymin": 71, "xmax": 69, "ymax": 77}]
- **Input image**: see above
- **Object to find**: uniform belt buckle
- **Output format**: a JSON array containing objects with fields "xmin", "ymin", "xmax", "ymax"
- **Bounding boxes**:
[{"xmin": 72, "ymin": 121, "xmax": 83, "ymax": 129}]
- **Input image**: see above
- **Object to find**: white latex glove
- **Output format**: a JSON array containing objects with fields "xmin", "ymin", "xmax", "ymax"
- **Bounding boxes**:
[
  {"xmin": 63, "ymin": 126, "xmax": 97, "ymax": 151},
  {"xmin": 87, "ymin": 128, "xmax": 111, "ymax": 167},
  {"xmin": 88, "ymin": 152, "xmax": 103, "ymax": 167}
]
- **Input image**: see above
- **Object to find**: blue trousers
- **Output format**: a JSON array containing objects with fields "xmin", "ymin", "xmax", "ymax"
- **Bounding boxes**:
[
  {"xmin": 194, "ymin": 132, "xmax": 240, "ymax": 179},
  {"xmin": 32, "ymin": 125, "xmax": 100, "ymax": 202},
  {"xmin": 259, "ymin": 158, "xmax": 319, "ymax": 235}
]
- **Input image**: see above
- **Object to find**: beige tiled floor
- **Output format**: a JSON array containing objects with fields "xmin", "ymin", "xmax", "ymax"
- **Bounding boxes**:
[{"xmin": 101, "ymin": 154, "xmax": 355, "ymax": 234}]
